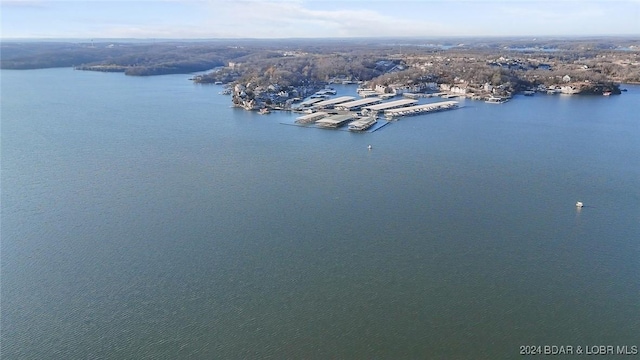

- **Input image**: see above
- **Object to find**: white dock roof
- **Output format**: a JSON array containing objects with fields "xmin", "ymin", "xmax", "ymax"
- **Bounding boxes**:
[
  {"xmin": 364, "ymin": 99, "xmax": 418, "ymax": 111},
  {"xmin": 384, "ymin": 101, "xmax": 458, "ymax": 116},
  {"xmin": 315, "ymin": 114, "xmax": 354, "ymax": 127},
  {"xmin": 295, "ymin": 111, "xmax": 327, "ymax": 122},
  {"xmin": 348, "ymin": 117, "xmax": 376, "ymax": 126},
  {"xmin": 313, "ymin": 96, "xmax": 356, "ymax": 107},
  {"xmin": 334, "ymin": 98, "xmax": 382, "ymax": 110},
  {"xmin": 298, "ymin": 98, "xmax": 324, "ymax": 106}
]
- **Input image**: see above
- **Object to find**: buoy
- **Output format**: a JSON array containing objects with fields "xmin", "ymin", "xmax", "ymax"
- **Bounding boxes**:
[
  {"xmin": 368, "ymin": 145, "xmax": 372, "ymax": 150},
  {"xmin": 576, "ymin": 201, "xmax": 583, "ymax": 208}
]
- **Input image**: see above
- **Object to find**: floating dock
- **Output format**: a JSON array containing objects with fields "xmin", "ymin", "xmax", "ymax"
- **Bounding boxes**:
[
  {"xmin": 348, "ymin": 117, "xmax": 377, "ymax": 131},
  {"xmin": 315, "ymin": 114, "xmax": 355, "ymax": 128},
  {"xmin": 281, "ymin": 118, "xmax": 389, "ymax": 133},
  {"xmin": 295, "ymin": 111, "xmax": 328, "ymax": 124},
  {"xmin": 384, "ymin": 101, "xmax": 459, "ymax": 119}
]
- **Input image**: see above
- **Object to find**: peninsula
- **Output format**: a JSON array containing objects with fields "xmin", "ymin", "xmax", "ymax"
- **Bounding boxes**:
[{"xmin": 2, "ymin": 37, "xmax": 638, "ymax": 111}]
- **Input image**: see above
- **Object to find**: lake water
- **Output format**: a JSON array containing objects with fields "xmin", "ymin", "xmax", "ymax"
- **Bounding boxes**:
[{"xmin": 1, "ymin": 68, "xmax": 638, "ymax": 359}]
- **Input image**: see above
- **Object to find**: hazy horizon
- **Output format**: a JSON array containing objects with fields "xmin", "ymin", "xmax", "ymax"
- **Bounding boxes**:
[
  {"xmin": 1, "ymin": 0, "xmax": 639, "ymax": 40},
  {"xmin": 1, "ymin": 35, "xmax": 638, "ymax": 42}
]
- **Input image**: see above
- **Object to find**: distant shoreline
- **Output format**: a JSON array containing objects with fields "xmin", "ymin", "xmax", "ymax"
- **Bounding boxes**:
[{"xmin": 2, "ymin": 38, "xmax": 636, "ymax": 112}]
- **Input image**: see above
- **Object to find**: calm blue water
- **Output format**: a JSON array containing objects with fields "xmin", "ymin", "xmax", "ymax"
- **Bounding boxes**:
[{"xmin": 2, "ymin": 68, "xmax": 639, "ymax": 359}]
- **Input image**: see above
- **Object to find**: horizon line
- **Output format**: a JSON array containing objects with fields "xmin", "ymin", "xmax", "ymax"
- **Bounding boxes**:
[{"xmin": 2, "ymin": 34, "xmax": 639, "ymax": 42}]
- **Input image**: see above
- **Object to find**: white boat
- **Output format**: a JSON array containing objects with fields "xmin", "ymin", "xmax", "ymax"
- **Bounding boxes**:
[
  {"xmin": 311, "ymin": 88, "xmax": 337, "ymax": 98},
  {"xmin": 258, "ymin": 108, "xmax": 270, "ymax": 115},
  {"xmin": 576, "ymin": 201, "xmax": 584, "ymax": 208},
  {"xmin": 348, "ymin": 117, "xmax": 377, "ymax": 131},
  {"xmin": 485, "ymin": 96, "xmax": 508, "ymax": 104}
]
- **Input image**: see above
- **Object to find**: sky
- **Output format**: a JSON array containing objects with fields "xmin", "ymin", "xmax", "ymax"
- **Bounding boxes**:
[{"xmin": 1, "ymin": 0, "xmax": 639, "ymax": 39}]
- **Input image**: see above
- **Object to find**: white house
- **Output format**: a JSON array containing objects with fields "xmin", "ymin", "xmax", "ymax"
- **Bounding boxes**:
[
  {"xmin": 560, "ymin": 85, "xmax": 579, "ymax": 94},
  {"xmin": 375, "ymin": 84, "xmax": 388, "ymax": 94},
  {"xmin": 450, "ymin": 85, "xmax": 467, "ymax": 95}
]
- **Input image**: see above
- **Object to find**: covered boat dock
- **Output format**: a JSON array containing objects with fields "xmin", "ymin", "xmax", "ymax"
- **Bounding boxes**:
[
  {"xmin": 295, "ymin": 111, "xmax": 328, "ymax": 124},
  {"xmin": 334, "ymin": 98, "xmax": 382, "ymax": 111},
  {"xmin": 315, "ymin": 114, "xmax": 354, "ymax": 128},
  {"xmin": 295, "ymin": 98, "xmax": 324, "ymax": 109},
  {"xmin": 312, "ymin": 96, "xmax": 356, "ymax": 109},
  {"xmin": 361, "ymin": 99, "xmax": 418, "ymax": 116},
  {"xmin": 384, "ymin": 101, "xmax": 459, "ymax": 118}
]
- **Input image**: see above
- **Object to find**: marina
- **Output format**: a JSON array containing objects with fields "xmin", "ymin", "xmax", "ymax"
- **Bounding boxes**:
[
  {"xmin": 288, "ymin": 89, "xmax": 460, "ymax": 131},
  {"xmin": 281, "ymin": 117, "xmax": 389, "ymax": 132}
]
